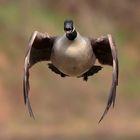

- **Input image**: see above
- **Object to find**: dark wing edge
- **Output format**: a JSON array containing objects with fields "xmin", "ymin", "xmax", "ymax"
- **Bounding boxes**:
[
  {"xmin": 23, "ymin": 31, "xmax": 54, "ymax": 118},
  {"xmin": 23, "ymin": 31, "xmax": 38, "ymax": 118},
  {"xmin": 23, "ymin": 63, "xmax": 35, "ymax": 118},
  {"xmin": 99, "ymin": 34, "xmax": 119, "ymax": 123}
]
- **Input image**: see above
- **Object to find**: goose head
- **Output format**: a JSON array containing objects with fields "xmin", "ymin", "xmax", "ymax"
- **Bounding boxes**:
[{"xmin": 64, "ymin": 20, "xmax": 77, "ymax": 40}]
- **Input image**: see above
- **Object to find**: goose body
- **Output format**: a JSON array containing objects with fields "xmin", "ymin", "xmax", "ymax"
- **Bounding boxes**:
[
  {"xmin": 23, "ymin": 20, "xmax": 119, "ymax": 122},
  {"xmin": 51, "ymin": 33, "xmax": 95, "ymax": 76}
]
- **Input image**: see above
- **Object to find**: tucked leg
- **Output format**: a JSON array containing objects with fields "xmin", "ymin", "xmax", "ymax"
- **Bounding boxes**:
[
  {"xmin": 48, "ymin": 63, "xmax": 67, "ymax": 77},
  {"xmin": 79, "ymin": 65, "xmax": 103, "ymax": 81}
]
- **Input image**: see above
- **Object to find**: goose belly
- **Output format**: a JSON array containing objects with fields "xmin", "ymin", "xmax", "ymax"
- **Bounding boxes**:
[{"xmin": 51, "ymin": 41, "xmax": 96, "ymax": 76}]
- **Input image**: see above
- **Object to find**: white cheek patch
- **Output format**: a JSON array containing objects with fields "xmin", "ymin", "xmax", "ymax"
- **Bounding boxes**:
[{"xmin": 66, "ymin": 27, "xmax": 75, "ymax": 34}]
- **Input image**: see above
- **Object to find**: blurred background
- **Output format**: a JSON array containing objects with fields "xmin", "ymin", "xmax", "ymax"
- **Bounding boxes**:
[{"xmin": 0, "ymin": 0, "xmax": 140, "ymax": 140}]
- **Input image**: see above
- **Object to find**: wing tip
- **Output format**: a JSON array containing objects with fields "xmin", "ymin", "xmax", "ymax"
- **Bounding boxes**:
[
  {"xmin": 23, "ymin": 66, "xmax": 35, "ymax": 119},
  {"xmin": 98, "ymin": 83, "xmax": 117, "ymax": 123},
  {"xmin": 26, "ymin": 97, "xmax": 35, "ymax": 119},
  {"xmin": 23, "ymin": 84, "xmax": 35, "ymax": 119},
  {"xmin": 98, "ymin": 104, "xmax": 110, "ymax": 123}
]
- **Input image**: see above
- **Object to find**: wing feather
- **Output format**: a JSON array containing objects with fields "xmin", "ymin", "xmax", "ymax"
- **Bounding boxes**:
[
  {"xmin": 91, "ymin": 34, "xmax": 119, "ymax": 122},
  {"xmin": 23, "ymin": 31, "xmax": 55, "ymax": 117}
]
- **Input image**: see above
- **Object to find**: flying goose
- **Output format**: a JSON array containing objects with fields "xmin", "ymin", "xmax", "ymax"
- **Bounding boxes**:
[{"xmin": 23, "ymin": 20, "xmax": 119, "ymax": 122}]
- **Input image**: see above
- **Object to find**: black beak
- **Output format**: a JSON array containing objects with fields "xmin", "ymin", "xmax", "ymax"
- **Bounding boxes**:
[{"xmin": 64, "ymin": 20, "xmax": 73, "ymax": 33}]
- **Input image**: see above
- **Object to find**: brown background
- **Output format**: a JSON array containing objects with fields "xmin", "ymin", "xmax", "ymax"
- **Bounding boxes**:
[{"xmin": 0, "ymin": 0, "xmax": 140, "ymax": 140}]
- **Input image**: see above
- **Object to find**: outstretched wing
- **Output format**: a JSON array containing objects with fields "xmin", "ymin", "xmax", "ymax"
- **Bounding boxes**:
[
  {"xmin": 91, "ymin": 34, "xmax": 119, "ymax": 122},
  {"xmin": 23, "ymin": 31, "xmax": 55, "ymax": 118}
]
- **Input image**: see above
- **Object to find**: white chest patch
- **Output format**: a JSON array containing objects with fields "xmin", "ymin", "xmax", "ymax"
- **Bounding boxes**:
[{"xmin": 51, "ymin": 33, "xmax": 96, "ymax": 76}]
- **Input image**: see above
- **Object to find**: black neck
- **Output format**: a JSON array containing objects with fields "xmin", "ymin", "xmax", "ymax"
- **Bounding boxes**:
[{"xmin": 66, "ymin": 30, "xmax": 77, "ymax": 40}]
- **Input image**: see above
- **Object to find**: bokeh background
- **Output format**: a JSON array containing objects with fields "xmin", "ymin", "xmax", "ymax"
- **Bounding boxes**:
[{"xmin": 0, "ymin": 0, "xmax": 140, "ymax": 140}]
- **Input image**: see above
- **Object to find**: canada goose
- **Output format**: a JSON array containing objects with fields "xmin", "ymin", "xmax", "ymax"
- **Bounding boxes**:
[{"xmin": 23, "ymin": 20, "xmax": 119, "ymax": 122}]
